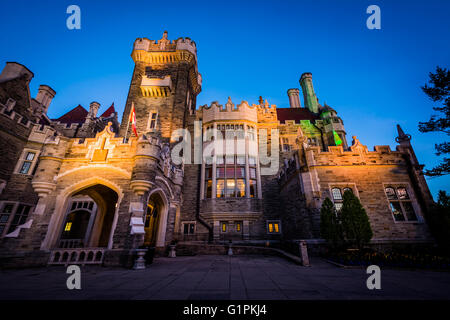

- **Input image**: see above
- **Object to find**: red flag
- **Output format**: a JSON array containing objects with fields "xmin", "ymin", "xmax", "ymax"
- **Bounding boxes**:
[{"xmin": 129, "ymin": 102, "xmax": 138, "ymax": 137}]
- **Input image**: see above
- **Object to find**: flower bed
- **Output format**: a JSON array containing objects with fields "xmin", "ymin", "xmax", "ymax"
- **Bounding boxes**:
[{"xmin": 326, "ymin": 250, "xmax": 450, "ymax": 270}]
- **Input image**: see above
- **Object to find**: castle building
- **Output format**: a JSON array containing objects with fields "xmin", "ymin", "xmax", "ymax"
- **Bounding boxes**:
[{"xmin": 0, "ymin": 32, "xmax": 435, "ymax": 267}]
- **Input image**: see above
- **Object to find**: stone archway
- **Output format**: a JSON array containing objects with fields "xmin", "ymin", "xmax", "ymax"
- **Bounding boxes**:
[
  {"xmin": 146, "ymin": 188, "xmax": 169, "ymax": 248},
  {"xmin": 55, "ymin": 184, "xmax": 118, "ymax": 249},
  {"xmin": 42, "ymin": 177, "xmax": 123, "ymax": 250}
]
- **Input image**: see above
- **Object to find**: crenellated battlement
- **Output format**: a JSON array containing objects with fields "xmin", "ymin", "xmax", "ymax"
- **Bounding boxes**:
[
  {"xmin": 132, "ymin": 31, "xmax": 197, "ymax": 64},
  {"xmin": 303, "ymin": 136, "xmax": 407, "ymax": 167},
  {"xmin": 199, "ymin": 97, "xmax": 259, "ymax": 123}
]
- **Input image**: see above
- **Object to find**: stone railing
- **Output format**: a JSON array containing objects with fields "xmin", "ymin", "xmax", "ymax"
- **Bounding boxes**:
[
  {"xmin": 57, "ymin": 239, "xmax": 83, "ymax": 249},
  {"xmin": 48, "ymin": 248, "xmax": 106, "ymax": 266}
]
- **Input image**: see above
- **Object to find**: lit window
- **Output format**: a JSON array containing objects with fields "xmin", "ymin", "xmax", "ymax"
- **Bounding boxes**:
[
  {"xmin": 236, "ymin": 179, "xmax": 245, "ymax": 197},
  {"xmin": 236, "ymin": 222, "xmax": 241, "ymax": 232},
  {"xmin": 205, "ymin": 180, "xmax": 212, "ymax": 198},
  {"xmin": 65, "ymin": 222, "xmax": 72, "ymax": 231},
  {"xmin": 221, "ymin": 222, "xmax": 227, "ymax": 233},
  {"xmin": 216, "ymin": 179, "xmax": 225, "ymax": 198},
  {"xmin": 267, "ymin": 221, "xmax": 281, "ymax": 234},
  {"xmin": 385, "ymin": 186, "xmax": 418, "ymax": 222}
]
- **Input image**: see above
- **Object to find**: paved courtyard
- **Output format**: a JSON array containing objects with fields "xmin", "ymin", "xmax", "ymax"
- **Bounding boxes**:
[{"xmin": 1, "ymin": 254, "xmax": 449, "ymax": 300}]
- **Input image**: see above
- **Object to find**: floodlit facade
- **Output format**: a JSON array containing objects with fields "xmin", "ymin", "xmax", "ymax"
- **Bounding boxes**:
[{"xmin": 0, "ymin": 32, "xmax": 435, "ymax": 267}]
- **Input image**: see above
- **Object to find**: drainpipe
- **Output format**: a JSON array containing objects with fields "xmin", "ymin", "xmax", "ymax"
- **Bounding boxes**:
[{"xmin": 196, "ymin": 163, "xmax": 213, "ymax": 243}]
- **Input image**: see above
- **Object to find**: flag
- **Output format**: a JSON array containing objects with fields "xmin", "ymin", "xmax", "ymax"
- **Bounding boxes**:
[
  {"xmin": 129, "ymin": 102, "xmax": 138, "ymax": 137},
  {"xmin": 333, "ymin": 130, "xmax": 342, "ymax": 146}
]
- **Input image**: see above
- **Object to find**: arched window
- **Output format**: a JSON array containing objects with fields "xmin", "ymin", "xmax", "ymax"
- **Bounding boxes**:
[{"xmin": 331, "ymin": 188, "xmax": 342, "ymax": 201}]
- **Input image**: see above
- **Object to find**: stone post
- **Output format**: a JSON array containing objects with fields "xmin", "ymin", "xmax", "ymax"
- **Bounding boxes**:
[{"xmin": 299, "ymin": 240, "xmax": 310, "ymax": 267}]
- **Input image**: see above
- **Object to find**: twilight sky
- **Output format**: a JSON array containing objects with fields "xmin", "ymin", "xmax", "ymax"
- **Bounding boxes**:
[{"xmin": 0, "ymin": 0, "xmax": 449, "ymax": 198}]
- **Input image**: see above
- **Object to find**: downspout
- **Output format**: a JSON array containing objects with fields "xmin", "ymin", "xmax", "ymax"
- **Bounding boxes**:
[{"xmin": 196, "ymin": 163, "xmax": 213, "ymax": 243}]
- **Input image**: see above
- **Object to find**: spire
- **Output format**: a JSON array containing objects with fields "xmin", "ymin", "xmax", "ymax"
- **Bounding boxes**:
[
  {"xmin": 258, "ymin": 96, "xmax": 264, "ymax": 105},
  {"xmin": 395, "ymin": 124, "xmax": 411, "ymax": 144}
]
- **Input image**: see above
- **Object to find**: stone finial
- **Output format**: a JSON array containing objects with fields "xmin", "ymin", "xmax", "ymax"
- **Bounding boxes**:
[
  {"xmin": 258, "ymin": 96, "xmax": 264, "ymax": 105},
  {"xmin": 395, "ymin": 124, "xmax": 411, "ymax": 144},
  {"xmin": 226, "ymin": 97, "xmax": 234, "ymax": 110},
  {"xmin": 351, "ymin": 136, "xmax": 360, "ymax": 147}
]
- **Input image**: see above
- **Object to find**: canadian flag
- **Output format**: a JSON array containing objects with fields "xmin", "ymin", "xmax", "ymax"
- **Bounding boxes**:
[{"xmin": 129, "ymin": 102, "xmax": 138, "ymax": 137}]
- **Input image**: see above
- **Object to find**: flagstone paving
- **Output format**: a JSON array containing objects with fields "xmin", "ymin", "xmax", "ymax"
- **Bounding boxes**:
[{"xmin": 0, "ymin": 255, "xmax": 449, "ymax": 300}]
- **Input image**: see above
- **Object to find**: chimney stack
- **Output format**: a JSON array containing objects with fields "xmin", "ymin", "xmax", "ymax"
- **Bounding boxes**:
[
  {"xmin": 300, "ymin": 72, "xmax": 319, "ymax": 114},
  {"xmin": 88, "ymin": 101, "xmax": 100, "ymax": 119},
  {"xmin": 35, "ymin": 85, "xmax": 56, "ymax": 112},
  {"xmin": 287, "ymin": 88, "xmax": 301, "ymax": 108}
]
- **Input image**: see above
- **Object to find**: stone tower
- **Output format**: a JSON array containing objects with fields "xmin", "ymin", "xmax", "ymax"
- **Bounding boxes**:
[
  {"xmin": 299, "ymin": 72, "xmax": 319, "ymax": 114},
  {"xmin": 119, "ymin": 31, "xmax": 202, "ymax": 142}
]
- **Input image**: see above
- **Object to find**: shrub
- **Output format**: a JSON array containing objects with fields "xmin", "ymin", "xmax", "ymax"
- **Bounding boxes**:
[{"xmin": 340, "ymin": 190, "xmax": 373, "ymax": 249}]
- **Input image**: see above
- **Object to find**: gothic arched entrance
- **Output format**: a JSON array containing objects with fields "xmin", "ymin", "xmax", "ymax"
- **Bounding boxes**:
[
  {"xmin": 144, "ymin": 190, "xmax": 168, "ymax": 248},
  {"xmin": 56, "ymin": 184, "xmax": 118, "ymax": 249}
]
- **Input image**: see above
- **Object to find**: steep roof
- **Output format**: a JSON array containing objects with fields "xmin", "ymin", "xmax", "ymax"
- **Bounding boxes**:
[
  {"xmin": 54, "ymin": 105, "xmax": 88, "ymax": 124},
  {"xmin": 276, "ymin": 107, "xmax": 319, "ymax": 124},
  {"xmin": 100, "ymin": 103, "xmax": 115, "ymax": 118}
]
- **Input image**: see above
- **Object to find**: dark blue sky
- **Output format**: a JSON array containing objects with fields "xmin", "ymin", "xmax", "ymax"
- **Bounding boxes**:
[{"xmin": 1, "ymin": 0, "xmax": 449, "ymax": 197}]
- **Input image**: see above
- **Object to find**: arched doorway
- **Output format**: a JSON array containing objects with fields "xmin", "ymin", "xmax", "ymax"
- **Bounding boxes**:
[
  {"xmin": 56, "ymin": 184, "xmax": 118, "ymax": 249},
  {"xmin": 144, "ymin": 190, "xmax": 168, "ymax": 248}
]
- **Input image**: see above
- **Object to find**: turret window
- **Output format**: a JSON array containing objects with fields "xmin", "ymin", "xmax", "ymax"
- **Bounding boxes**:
[{"xmin": 148, "ymin": 111, "xmax": 158, "ymax": 130}]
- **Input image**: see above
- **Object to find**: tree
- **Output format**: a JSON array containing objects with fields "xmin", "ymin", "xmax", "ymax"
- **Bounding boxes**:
[
  {"xmin": 426, "ymin": 190, "xmax": 450, "ymax": 253},
  {"xmin": 340, "ymin": 190, "xmax": 373, "ymax": 249},
  {"xmin": 418, "ymin": 66, "xmax": 450, "ymax": 176},
  {"xmin": 320, "ymin": 197, "xmax": 344, "ymax": 250}
]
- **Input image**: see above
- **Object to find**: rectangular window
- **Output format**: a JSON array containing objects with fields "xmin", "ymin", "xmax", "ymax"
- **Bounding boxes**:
[
  {"xmin": 236, "ymin": 179, "xmax": 245, "ymax": 197},
  {"xmin": 249, "ymin": 180, "xmax": 256, "ymax": 198},
  {"xmin": 19, "ymin": 152, "xmax": 36, "ymax": 174},
  {"xmin": 205, "ymin": 180, "xmax": 212, "ymax": 198},
  {"xmin": 183, "ymin": 223, "xmax": 195, "ymax": 235},
  {"xmin": 249, "ymin": 168, "xmax": 256, "ymax": 179},
  {"xmin": 221, "ymin": 222, "xmax": 227, "ymax": 233},
  {"xmin": 216, "ymin": 179, "xmax": 225, "ymax": 198},
  {"xmin": 7, "ymin": 204, "xmax": 31, "ymax": 233},
  {"xmin": 267, "ymin": 221, "xmax": 281, "ymax": 234},
  {"xmin": 149, "ymin": 112, "xmax": 158, "ymax": 129},
  {"xmin": 385, "ymin": 186, "xmax": 418, "ymax": 222},
  {"xmin": 236, "ymin": 222, "xmax": 242, "ymax": 232},
  {"xmin": 226, "ymin": 179, "xmax": 236, "ymax": 197}
]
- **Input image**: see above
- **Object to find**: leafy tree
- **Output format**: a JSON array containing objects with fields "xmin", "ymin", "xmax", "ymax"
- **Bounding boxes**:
[
  {"xmin": 426, "ymin": 190, "xmax": 450, "ymax": 253},
  {"xmin": 320, "ymin": 197, "xmax": 343, "ymax": 250},
  {"xmin": 340, "ymin": 190, "xmax": 373, "ymax": 249},
  {"xmin": 419, "ymin": 66, "xmax": 450, "ymax": 176}
]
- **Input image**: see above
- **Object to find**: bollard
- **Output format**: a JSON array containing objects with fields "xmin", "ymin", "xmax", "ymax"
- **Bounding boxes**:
[
  {"xmin": 169, "ymin": 245, "xmax": 176, "ymax": 258},
  {"xmin": 133, "ymin": 249, "xmax": 146, "ymax": 270},
  {"xmin": 299, "ymin": 240, "xmax": 310, "ymax": 267},
  {"xmin": 227, "ymin": 240, "xmax": 233, "ymax": 256}
]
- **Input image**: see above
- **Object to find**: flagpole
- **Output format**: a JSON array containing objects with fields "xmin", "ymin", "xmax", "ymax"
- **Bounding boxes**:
[{"xmin": 124, "ymin": 102, "xmax": 132, "ymax": 142}]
